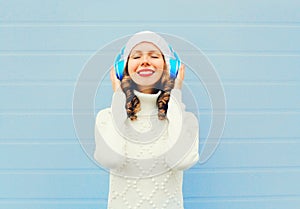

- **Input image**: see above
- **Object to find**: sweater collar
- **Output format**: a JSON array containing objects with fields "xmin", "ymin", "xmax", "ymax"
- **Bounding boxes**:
[{"xmin": 133, "ymin": 90, "xmax": 161, "ymax": 115}]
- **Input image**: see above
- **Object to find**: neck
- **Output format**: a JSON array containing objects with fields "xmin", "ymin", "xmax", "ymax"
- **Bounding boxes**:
[
  {"xmin": 139, "ymin": 89, "xmax": 160, "ymax": 94},
  {"xmin": 138, "ymin": 89, "xmax": 153, "ymax": 94},
  {"xmin": 136, "ymin": 85, "xmax": 161, "ymax": 94}
]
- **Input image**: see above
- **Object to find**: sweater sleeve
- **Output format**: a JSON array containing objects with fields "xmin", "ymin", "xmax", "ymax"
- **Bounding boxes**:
[
  {"xmin": 165, "ymin": 89, "xmax": 200, "ymax": 170},
  {"xmin": 94, "ymin": 108, "xmax": 126, "ymax": 170},
  {"xmin": 170, "ymin": 113, "xmax": 199, "ymax": 170}
]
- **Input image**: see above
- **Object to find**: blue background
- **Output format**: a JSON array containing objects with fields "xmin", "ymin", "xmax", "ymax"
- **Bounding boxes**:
[{"xmin": 1, "ymin": 0, "xmax": 300, "ymax": 208}]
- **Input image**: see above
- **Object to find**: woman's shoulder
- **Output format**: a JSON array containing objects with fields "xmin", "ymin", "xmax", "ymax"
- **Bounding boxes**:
[{"xmin": 95, "ymin": 108, "xmax": 113, "ymax": 125}]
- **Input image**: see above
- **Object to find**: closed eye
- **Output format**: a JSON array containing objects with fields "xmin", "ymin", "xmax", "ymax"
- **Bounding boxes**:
[{"xmin": 150, "ymin": 52, "xmax": 162, "ymax": 58}]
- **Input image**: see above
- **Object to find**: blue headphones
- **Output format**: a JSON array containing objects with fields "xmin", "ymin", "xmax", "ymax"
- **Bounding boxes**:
[{"xmin": 114, "ymin": 45, "xmax": 181, "ymax": 80}]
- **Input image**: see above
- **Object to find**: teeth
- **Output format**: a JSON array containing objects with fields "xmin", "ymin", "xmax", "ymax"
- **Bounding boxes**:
[{"xmin": 138, "ymin": 71, "xmax": 153, "ymax": 75}]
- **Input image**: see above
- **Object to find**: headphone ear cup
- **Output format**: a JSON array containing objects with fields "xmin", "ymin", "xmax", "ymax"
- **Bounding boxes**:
[
  {"xmin": 114, "ymin": 47, "xmax": 125, "ymax": 80},
  {"xmin": 168, "ymin": 46, "xmax": 181, "ymax": 79},
  {"xmin": 169, "ymin": 58, "xmax": 181, "ymax": 79},
  {"xmin": 115, "ymin": 60, "xmax": 125, "ymax": 80}
]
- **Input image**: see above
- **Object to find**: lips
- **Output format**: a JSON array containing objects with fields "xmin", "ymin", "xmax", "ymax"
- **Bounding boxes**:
[{"xmin": 137, "ymin": 69, "xmax": 155, "ymax": 77}]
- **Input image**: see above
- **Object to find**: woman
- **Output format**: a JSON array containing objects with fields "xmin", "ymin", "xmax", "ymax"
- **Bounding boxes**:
[{"xmin": 94, "ymin": 31, "xmax": 199, "ymax": 209}]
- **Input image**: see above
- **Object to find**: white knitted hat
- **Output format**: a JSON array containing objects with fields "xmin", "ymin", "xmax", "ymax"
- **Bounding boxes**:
[{"xmin": 122, "ymin": 31, "xmax": 172, "ymax": 68}]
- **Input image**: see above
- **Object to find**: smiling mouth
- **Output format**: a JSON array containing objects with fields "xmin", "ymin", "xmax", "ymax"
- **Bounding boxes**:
[{"xmin": 137, "ymin": 69, "xmax": 155, "ymax": 77}]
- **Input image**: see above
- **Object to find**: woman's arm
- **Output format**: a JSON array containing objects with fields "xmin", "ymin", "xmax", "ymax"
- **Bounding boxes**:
[
  {"xmin": 94, "ymin": 67, "xmax": 127, "ymax": 169},
  {"xmin": 166, "ymin": 110, "xmax": 199, "ymax": 170},
  {"xmin": 94, "ymin": 109, "xmax": 126, "ymax": 170},
  {"xmin": 165, "ymin": 65, "xmax": 200, "ymax": 170}
]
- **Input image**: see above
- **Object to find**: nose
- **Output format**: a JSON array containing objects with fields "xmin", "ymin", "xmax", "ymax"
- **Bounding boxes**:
[{"xmin": 141, "ymin": 55, "xmax": 150, "ymax": 66}]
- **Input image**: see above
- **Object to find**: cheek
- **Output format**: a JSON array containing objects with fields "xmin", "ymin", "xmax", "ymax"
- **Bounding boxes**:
[
  {"xmin": 155, "ymin": 60, "xmax": 165, "ymax": 69},
  {"xmin": 157, "ymin": 70, "xmax": 164, "ymax": 78},
  {"xmin": 153, "ymin": 61, "xmax": 165, "ymax": 78},
  {"xmin": 127, "ymin": 61, "xmax": 138, "ymax": 74}
]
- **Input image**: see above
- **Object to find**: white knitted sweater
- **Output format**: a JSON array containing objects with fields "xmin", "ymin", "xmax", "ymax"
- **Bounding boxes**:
[{"xmin": 94, "ymin": 89, "xmax": 199, "ymax": 209}]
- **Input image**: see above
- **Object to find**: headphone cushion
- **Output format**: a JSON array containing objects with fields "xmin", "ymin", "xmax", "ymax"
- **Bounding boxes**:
[
  {"xmin": 115, "ymin": 60, "xmax": 125, "ymax": 80},
  {"xmin": 169, "ymin": 58, "xmax": 180, "ymax": 79}
]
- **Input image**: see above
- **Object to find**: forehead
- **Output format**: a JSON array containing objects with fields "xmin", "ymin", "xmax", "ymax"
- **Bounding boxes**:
[{"xmin": 130, "ymin": 42, "xmax": 161, "ymax": 53}]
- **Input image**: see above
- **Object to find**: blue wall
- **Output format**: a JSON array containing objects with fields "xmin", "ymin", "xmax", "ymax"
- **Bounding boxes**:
[{"xmin": 1, "ymin": 0, "xmax": 300, "ymax": 208}]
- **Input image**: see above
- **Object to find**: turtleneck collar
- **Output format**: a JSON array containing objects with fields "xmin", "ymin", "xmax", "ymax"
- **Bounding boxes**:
[{"xmin": 134, "ymin": 90, "xmax": 161, "ymax": 115}]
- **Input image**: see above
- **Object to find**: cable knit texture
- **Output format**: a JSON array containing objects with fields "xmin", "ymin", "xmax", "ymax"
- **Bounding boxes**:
[{"xmin": 94, "ymin": 89, "xmax": 199, "ymax": 209}]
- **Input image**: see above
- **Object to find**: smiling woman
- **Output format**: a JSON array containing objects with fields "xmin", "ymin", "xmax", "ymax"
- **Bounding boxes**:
[
  {"xmin": 94, "ymin": 31, "xmax": 199, "ymax": 209},
  {"xmin": 127, "ymin": 42, "xmax": 165, "ymax": 92}
]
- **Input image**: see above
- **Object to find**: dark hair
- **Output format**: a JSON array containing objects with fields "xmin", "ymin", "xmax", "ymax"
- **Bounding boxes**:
[{"xmin": 120, "ymin": 60, "xmax": 175, "ymax": 120}]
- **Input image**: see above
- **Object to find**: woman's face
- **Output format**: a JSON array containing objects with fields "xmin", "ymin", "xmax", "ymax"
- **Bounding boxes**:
[{"xmin": 127, "ymin": 42, "xmax": 165, "ymax": 92}]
